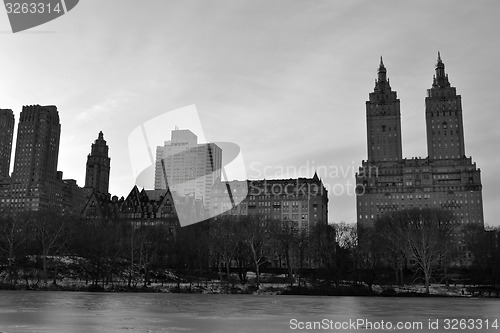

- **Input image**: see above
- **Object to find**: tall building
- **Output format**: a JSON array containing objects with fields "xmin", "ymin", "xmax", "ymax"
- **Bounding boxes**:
[
  {"xmin": 85, "ymin": 131, "xmax": 111, "ymax": 195},
  {"xmin": 356, "ymin": 55, "xmax": 484, "ymax": 265},
  {"xmin": 366, "ymin": 58, "xmax": 403, "ymax": 163},
  {"xmin": 154, "ymin": 129, "xmax": 222, "ymax": 208},
  {"xmin": 426, "ymin": 53, "xmax": 466, "ymax": 160},
  {"xmin": 0, "ymin": 109, "xmax": 15, "ymax": 178},
  {"xmin": 10, "ymin": 105, "xmax": 62, "ymax": 211},
  {"xmin": 210, "ymin": 174, "xmax": 329, "ymax": 233}
]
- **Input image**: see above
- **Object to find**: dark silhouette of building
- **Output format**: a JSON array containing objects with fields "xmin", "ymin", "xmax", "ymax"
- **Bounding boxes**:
[
  {"xmin": 210, "ymin": 173, "xmax": 329, "ymax": 232},
  {"xmin": 356, "ymin": 55, "xmax": 484, "ymax": 265},
  {"xmin": 0, "ymin": 109, "xmax": 14, "ymax": 178},
  {"xmin": 61, "ymin": 177, "xmax": 86, "ymax": 215},
  {"xmin": 81, "ymin": 185, "xmax": 180, "ymax": 234},
  {"xmin": 85, "ymin": 131, "xmax": 111, "ymax": 195},
  {"xmin": 9, "ymin": 105, "xmax": 62, "ymax": 212}
]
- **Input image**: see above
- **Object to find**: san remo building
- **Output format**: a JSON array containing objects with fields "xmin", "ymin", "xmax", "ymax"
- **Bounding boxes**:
[{"xmin": 356, "ymin": 54, "xmax": 484, "ymax": 265}]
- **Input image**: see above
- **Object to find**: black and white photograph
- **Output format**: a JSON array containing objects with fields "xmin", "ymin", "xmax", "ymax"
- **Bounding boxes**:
[{"xmin": 1, "ymin": 1, "xmax": 500, "ymax": 332}]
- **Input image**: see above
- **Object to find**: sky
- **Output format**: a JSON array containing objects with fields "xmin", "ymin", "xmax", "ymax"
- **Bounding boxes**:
[{"xmin": 1, "ymin": 0, "xmax": 499, "ymax": 225}]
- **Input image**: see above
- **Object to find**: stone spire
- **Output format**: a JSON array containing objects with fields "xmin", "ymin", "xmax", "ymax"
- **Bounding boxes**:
[
  {"xmin": 433, "ymin": 51, "xmax": 450, "ymax": 88},
  {"xmin": 378, "ymin": 56, "xmax": 387, "ymax": 82},
  {"xmin": 85, "ymin": 131, "xmax": 111, "ymax": 194}
]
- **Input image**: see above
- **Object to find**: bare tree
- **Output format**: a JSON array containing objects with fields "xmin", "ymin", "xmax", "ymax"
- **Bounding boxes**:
[
  {"xmin": 209, "ymin": 217, "xmax": 238, "ymax": 283},
  {"xmin": 374, "ymin": 213, "xmax": 409, "ymax": 285},
  {"xmin": 310, "ymin": 223, "xmax": 337, "ymax": 285},
  {"xmin": 238, "ymin": 215, "xmax": 273, "ymax": 288},
  {"xmin": 74, "ymin": 217, "xmax": 123, "ymax": 287},
  {"xmin": 356, "ymin": 228, "xmax": 382, "ymax": 293},
  {"xmin": 30, "ymin": 211, "xmax": 70, "ymax": 284},
  {"xmin": 0, "ymin": 213, "xmax": 31, "ymax": 285},
  {"xmin": 405, "ymin": 209, "xmax": 455, "ymax": 293},
  {"xmin": 335, "ymin": 222, "xmax": 360, "ymax": 282},
  {"xmin": 271, "ymin": 220, "xmax": 297, "ymax": 281},
  {"xmin": 375, "ymin": 208, "xmax": 455, "ymax": 293},
  {"xmin": 173, "ymin": 221, "xmax": 209, "ymax": 288},
  {"xmin": 464, "ymin": 224, "xmax": 500, "ymax": 283}
]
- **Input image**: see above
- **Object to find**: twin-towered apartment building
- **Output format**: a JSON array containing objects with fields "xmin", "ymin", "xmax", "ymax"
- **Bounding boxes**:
[{"xmin": 355, "ymin": 54, "xmax": 484, "ymax": 264}]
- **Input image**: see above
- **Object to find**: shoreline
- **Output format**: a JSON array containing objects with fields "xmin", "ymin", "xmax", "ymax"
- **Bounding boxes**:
[{"xmin": 0, "ymin": 281, "xmax": 492, "ymax": 298}]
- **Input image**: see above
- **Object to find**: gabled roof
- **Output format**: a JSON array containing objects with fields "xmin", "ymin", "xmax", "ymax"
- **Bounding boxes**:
[{"xmin": 144, "ymin": 189, "xmax": 169, "ymax": 201}]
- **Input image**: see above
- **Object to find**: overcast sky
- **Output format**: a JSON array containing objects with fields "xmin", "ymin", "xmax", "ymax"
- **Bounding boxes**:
[{"xmin": 1, "ymin": 0, "xmax": 499, "ymax": 225}]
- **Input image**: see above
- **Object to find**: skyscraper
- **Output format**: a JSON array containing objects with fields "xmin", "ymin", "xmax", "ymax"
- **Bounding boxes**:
[
  {"xmin": 10, "ymin": 105, "xmax": 62, "ymax": 211},
  {"xmin": 85, "ymin": 131, "xmax": 111, "ymax": 195},
  {"xmin": 154, "ymin": 129, "xmax": 222, "ymax": 208},
  {"xmin": 0, "ymin": 109, "xmax": 15, "ymax": 178},
  {"xmin": 426, "ymin": 52, "xmax": 466, "ymax": 160},
  {"xmin": 366, "ymin": 58, "xmax": 403, "ymax": 163},
  {"xmin": 356, "ymin": 55, "xmax": 484, "ymax": 265}
]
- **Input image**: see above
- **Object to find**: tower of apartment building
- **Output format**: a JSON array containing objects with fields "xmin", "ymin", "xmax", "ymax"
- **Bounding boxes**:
[
  {"xmin": 85, "ymin": 131, "xmax": 111, "ymax": 194},
  {"xmin": 366, "ymin": 57, "xmax": 403, "ymax": 163},
  {"xmin": 425, "ymin": 52, "xmax": 466, "ymax": 160},
  {"xmin": 10, "ymin": 105, "xmax": 61, "ymax": 211},
  {"xmin": 0, "ymin": 109, "xmax": 15, "ymax": 178},
  {"xmin": 0, "ymin": 109, "xmax": 15, "ymax": 213}
]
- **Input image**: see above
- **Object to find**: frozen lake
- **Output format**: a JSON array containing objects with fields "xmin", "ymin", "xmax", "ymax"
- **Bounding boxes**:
[{"xmin": 1, "ymin": 291, "xmax": 499, "ymax": 332}]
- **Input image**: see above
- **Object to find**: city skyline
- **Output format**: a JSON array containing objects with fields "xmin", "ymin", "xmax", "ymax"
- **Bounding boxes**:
[{"xmin": 1, "ymin": 1, "xmax": 499, "ymax": 225}]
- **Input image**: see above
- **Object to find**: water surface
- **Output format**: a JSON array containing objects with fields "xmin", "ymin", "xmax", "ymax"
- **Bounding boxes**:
[{"xmin": 1, "ymin": 291, "xmax": 499, "ymax": 332}]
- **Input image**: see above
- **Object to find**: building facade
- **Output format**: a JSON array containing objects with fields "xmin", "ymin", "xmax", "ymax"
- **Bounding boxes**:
[
  {"xmin": 9, "ymin": 105, "xmax": 62, "ymax": 212},
  {"xmin": 154, "ymin": 129, "xmax": 222, "ymax": 209},
  {"xmin": 0, "ymin": 105, "xmax": 86, "ymax": 214},
  {"xmin": 0, "ymin": 109, "xmax": 14, "ymax": 178},
  {"xmin": 210, "ymin": 173, "xmax": 329, "ymax": 233},
  {"xmin": 356, "ymin": 55, "xmax": 484, "ymax": 265},
  {"xmin": 81, "ymin": 185, "xmax": 180, "ymax": 233},
  {"xmin": 85, "ymin": 131, "xmax": 111, "ymax": 195},
  {"xmin": 0, "ymin": 109, "xmax": 14, "ymax": 212}
]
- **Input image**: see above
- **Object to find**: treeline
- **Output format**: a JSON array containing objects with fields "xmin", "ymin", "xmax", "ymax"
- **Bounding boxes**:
[
  {"xmin": 0, "ymin": 211, "xmax": 175, "ymax": 288},
  {"xmin": 0, "ymin": 212, "xmax": 337, "ymax": 289},
  {"xmin": 335, "ymin": 208, "xmax": 500, "ymax": 293},
  {"xmin": 1, "ymin": 208, "xmax": 499, "ymax": 292}
]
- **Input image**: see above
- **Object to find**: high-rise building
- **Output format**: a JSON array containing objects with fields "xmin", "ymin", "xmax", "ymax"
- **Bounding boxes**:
[
  {"xmin": 366, "ymin": 58, "xmax": 403, "ymax": 163},
  {"xmin": 10, "ymin": 105, "xmax": 62, "ymax": 211},
  {"xmin": 85, "ymin": 131, "xmax": 111, "ymax": 195},
  {"xmin": 0, "ymin": 109, "xmax": 15, "ymax": 178},
  {"xmin": 356, "ymin": 55, "xmax": 484, "ymax": 265},
  {"xmin": 154, "ymin": 129, "xmax": 222, "ymax": 208},
  {"xmin": 426, "ymin": 53, "xmax": 466, "ymax": 160}
]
